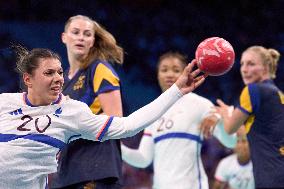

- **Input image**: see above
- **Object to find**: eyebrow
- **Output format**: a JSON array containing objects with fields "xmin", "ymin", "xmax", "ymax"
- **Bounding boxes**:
[{"xmin": 71, "ymin": 27, "xmax": 92, "ymax": 31}]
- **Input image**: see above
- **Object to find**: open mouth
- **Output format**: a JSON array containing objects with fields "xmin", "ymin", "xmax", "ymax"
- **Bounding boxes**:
[
  {"xmin": 51, "ymin": 86, "xmax": 61, "ymax": 93},
  {"xmin": 75, "ymin": 44, "xmax": 85, "ymax": 49}
]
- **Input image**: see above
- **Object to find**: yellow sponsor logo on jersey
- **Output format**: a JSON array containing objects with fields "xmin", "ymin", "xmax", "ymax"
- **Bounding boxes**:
[
  {"xmin": 280, "ymin": 146, "xmax": 284, "ymax": 156},
  {"xmin": 278, "ymin": 91, "xmax": 284, "ymax": 104},
  {"xmin": 73, "ymin": 75, "xmax": 86, "ymax": 90}
]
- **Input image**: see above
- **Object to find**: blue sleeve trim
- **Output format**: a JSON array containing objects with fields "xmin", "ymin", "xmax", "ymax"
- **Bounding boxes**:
[{"xmin": 237, "ymin": 105, "xmax": 250, "ymax": 115}]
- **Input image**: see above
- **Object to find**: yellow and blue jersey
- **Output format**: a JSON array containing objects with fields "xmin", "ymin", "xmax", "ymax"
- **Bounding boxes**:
[
  {"xmin": 51, "ymin": 60, "xmax": 122, "ymax": 187},
  {"xmin": 63, "ymin": 60, "xmax": 120, "ymax": 114},
  {"xmin": 237, "ymin": 79, "xmax": 284, "ymax": 188}
]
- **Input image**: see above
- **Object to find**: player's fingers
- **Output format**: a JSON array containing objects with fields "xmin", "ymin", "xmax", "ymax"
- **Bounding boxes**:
[
  {"xmin": 185, "ymin": 59, "xmax": 197, "ymax": 73},
  {"xmin": 193, "ymin": 75, "xmax": 204, "ymax": 82},
  {"xmin": 209, "ymin": 124, "xmax": 215, "ymax": 136},
  {"xmin": 215, "ymin": 106, "xmax": 222, "ymax": 114},
  {"xmin": 199, "ymin": 120, "xmax": 214, "ymax": 139},
  {"xmin": 202, "ymin": 125, "xmax": 210, "ymax": 139},
  {"xmin": 193, "ymin": 75, "xmax": 206, "ymax": 88},
  {"xmin": 216, "ymin": 99, "xmax": 226, "ymax": 107},
  {"xmin": 191, "ymin": 68, "xmax": 201, "ymax": 78},
  {"xmin": 199, "ymin": 121, "xmax": 206, "ymax": 135},
  {"xmin": 190, "ymin": 59, "xmax": 197, "ymax": 67}
]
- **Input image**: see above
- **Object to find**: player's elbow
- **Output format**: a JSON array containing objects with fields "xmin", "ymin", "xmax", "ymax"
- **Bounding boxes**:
[
  {"xmin": 123, "ymin": 156, "xmax": 152, "ymax": 168},
  {"xmin": 135, "ymin": 158, "xmax": 152, "ymax": 168}
]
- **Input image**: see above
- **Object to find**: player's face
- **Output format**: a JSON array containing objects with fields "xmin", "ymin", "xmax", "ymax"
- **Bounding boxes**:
[
  {"xmin": 235, "ymin": 135, "xmax": 250, "ymax": 160},
  {"xmin": 158, "ymin": 57, "xmax": 185, "ymax": 92},
  {"xmin": 25, "ymin": 58, "xmax": 64, "ymax": 105},
  {"xmin": 62, "ymin": 18, "xmax": 95, "ymax": 59},
  {"xmin": 240, "ymin": 50, "xmax": 268, "ymax": 85}
]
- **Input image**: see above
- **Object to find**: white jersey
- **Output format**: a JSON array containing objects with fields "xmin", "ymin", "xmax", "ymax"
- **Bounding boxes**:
[
  {"xmin": 0, "ymin": 84, "xmax": 182, "ymax": 189},
  {"xmin": 215, "ymin": 154, "xmax": 255, "ymax": 189},
  {"xmin": 122, "ymin": 93, "xmax": 236, "ymax": 189}
]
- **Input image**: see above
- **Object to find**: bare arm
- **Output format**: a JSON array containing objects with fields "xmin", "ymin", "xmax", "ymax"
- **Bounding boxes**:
[
  {"xmin": 98, "ymin": 90, "xmax": 123, "ymax": 117},
  {"xmin": 216, "ymin": 99, "xmax": 249, "ymax": 134},
  {"xmin": 99, "ymin": 60, "xmax": 207, "ymax": 140}
]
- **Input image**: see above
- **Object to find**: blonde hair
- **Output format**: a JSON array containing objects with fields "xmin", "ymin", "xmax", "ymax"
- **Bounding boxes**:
[
  {"xmin": 64, "ymin": 15, "xmax": 124, "ymax": 69},
  {"xmin": 244, "ymin": 46, "xmax": 281, "ymax": 79}
]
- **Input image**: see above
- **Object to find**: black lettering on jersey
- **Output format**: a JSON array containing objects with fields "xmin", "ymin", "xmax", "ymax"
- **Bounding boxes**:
[
  {"xmin": 17, "ymin": 115, "xmax": 52, "ymax": 133},
  {"xmin": 35, "ymin": 115, "xmax": 51, "ymax": 133},
  {"xmin": 17, "ymin": 115, "xmax": 33, "ymax": 131}
]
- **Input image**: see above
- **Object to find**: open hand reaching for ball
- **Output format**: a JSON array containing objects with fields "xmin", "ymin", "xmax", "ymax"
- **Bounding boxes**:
[{"xmin": 175, "ymin": 59, "xmax": 207, "ymax": 94}]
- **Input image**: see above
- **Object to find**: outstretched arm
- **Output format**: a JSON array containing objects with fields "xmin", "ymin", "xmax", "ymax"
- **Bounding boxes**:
[
  {"xmin": 102, "ymin": 60, "xmax": 206, "ymax": 140},
  {"xmin": 79, "ymin": 60, "xmax": 207, "ymax": 141}
]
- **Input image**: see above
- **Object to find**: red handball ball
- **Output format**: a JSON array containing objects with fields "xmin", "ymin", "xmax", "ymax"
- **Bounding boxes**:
[{"xmin": 195, "ymin": 37, "xmax": 235, "ymax": 76}]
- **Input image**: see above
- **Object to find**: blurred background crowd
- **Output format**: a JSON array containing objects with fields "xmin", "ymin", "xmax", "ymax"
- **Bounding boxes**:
[{"xmin": 0, "ymin": 0, "xmax": 283, "ymax": 188}]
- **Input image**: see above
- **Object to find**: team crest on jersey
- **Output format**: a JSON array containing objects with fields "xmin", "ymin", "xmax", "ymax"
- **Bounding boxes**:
[
  {"xmin": 9, "ymin": 108, "xmax": 23, "ymax": 115},
  {"xmin": 73, "ymin": 75, "xmax": 86, "ymax": 90},
  {"xmin": 53, "ymin": 107, "xmax": 62, "ymax": 117}
]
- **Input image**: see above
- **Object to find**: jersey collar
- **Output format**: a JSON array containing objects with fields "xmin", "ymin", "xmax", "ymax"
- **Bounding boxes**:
[{"xmin": 23, "ymin": 92, "xmax": 62, "ymax": 107}]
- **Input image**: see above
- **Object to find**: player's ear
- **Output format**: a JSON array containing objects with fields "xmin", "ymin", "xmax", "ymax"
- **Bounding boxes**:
[
  {"xmin": 61, "ymin": 32, "xmax": 66, "ymax": 44},
  {"xmin": 23, "ymin": 73, "xmax": 32, "ymax": 88},
  {"xmin": 263, "ymin": 64, "xmax": 270, "ymax": 75}
]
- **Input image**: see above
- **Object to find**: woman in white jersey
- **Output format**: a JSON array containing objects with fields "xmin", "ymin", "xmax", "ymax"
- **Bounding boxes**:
[
  {"xmin": 121, "ymin": 51, "xmax": 237, "ymax": 189},
  {"xmin": 0, "ymin": 47, "xmax": 205, "ymax": 189},
  {"xmin": 213, "ymin": 126, "xmax": 255, "ymax": 189}
]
